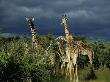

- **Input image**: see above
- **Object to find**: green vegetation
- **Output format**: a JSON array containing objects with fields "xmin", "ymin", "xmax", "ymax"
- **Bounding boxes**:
[{"xmin": 0, "ymin": 35, "xmax": 110, "ymax": 82}]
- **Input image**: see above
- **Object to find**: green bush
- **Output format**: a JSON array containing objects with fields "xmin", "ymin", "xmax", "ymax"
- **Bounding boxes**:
[{"xmin": 0, "ymin": 36, "xmax": 110, "ymax": 82}]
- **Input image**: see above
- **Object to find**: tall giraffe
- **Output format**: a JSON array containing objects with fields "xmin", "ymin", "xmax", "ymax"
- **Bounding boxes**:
[
  {"xmin": 26, "ymin": 17, "xmax": 43, "ymax": 49},
  {"xmin": 61, "ymin": 15, "xmax": 78, "ymax": 81},
  {"xmin": 61, "ymin": 15, "xmax": 94, "ymax": 82},
  {"xmin": 61, "ymin": 15, "xmax": 72, "ymax": 65}
]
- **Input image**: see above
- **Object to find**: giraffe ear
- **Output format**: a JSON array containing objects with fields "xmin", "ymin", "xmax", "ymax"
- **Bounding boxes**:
[
  {"xmin": 26, "ymin": 18, "xmax": 29, "ymax": 21},
  {"xmin": 32, "ymin": 18, "xmax": 34, "ymax": 21},
  {"xmin": 61, "ymin": 19, "xmax": 63, "ymax": 24},
  {"xmin": 61, "ymin": 22, "xmax": 63, "ymax": 24}
]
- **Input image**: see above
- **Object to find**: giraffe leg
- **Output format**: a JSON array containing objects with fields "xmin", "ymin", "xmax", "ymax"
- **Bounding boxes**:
[
  {"xmin": 61, "ymin": 61, "xmax": 65, "ymax": 75},
  {"xmin": 73, "ymin": 65, "xmax": 76, "ymax": 82},
  {"xmin": 66, "ymin": 62, "xmax": 69, "ymax": 78},
  {"xmin": 69, "ymin": 62, "xmax": 72, "ymax": 81},
  {"xmin": 75, "ymin": 64, "xmax": 78, "ymax": 82}
]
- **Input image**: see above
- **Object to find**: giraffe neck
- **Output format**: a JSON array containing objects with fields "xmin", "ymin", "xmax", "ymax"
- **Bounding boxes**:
[
  {"xmin": 63, "ymin": 22, "xmax": 74, "ymax": 46},
  {"xmin": 28, "ymin": 20, "xmax": 38, "ymax": 35},
  {"xmin": 63, "ymin": 22, "xmax": 70, "ymax": 41},
  {"xmin": 30, "ymin": 28, "xmax": 39, "ymax": 45},
  {"xmin": 28, "ymin": 21, "xmax": 41, "ymax": 48},
  {"xmin": 64, "ymin": 23, "xmax": 69, "ymax": 35},
  {"xmin": 58, "ymin": 42, "xmax": 65, "ymax": 56}
]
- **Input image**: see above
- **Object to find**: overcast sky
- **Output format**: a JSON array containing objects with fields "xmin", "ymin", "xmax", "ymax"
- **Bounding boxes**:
[{"xmin": 0, "ymin": 0, "xmax": 110, "ymax": 39}]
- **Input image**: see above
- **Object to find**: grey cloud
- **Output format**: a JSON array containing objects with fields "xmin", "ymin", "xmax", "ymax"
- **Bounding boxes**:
[{"xmin": 0, "ymin": 0, "xmax": 110, "ymax": 39}]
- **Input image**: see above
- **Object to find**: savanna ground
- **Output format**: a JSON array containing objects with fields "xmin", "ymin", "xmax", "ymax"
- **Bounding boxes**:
[{"xmin": 0, "ymin": 35, "xmax": 110, "ymax": 82}]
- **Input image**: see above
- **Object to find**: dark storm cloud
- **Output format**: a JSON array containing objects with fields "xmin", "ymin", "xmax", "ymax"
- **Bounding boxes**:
[{"xmin": 0, "ymin": 0, "xmax": 110, "ymax": 39}]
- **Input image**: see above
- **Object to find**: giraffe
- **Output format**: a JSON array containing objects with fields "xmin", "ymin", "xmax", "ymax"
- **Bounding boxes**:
[
  {"xmin": 55, "ymin": 37, "xmax": 67, "ymax": 75},
  {"xmin": 61, "ymin": 15, "xmax": 78, "ymax": 81},
  {"xmin": 26, "ymin": 17, "xmax": 43, "ymax": 50},
  {"xmin": 61, "ymin": 15, "xmax": 71, "ymax": 65},
  {"xmin": 61, "ymin": 15, "xmax": 94, "ymax": 82},
  {"xmin": 75, "ymin": 41, "xmax": 94, "ymax": 64}
]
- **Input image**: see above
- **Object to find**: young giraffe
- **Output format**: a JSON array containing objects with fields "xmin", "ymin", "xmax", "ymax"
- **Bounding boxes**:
[
  {"xmin": 75, "ymin": 41, "xmax": 94, "ymax": 64},
  {"xmin": 26, "ymin": 17, "xmax": 43, "ymax": 50},
  {"xmin": 61, "ymin": 15, "xmax": 94, "ymax": 82},
  {"xmin": 55, "ymin": 37, "xmax": 67, "ymax": 74}
]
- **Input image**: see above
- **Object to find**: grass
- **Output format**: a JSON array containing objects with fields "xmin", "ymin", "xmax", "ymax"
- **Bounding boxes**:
[{"xmin": 95, "ymin": 67, "xmax": 110, "ymax": 81}]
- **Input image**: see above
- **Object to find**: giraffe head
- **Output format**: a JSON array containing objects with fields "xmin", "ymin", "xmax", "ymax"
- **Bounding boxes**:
[
  {"xmin": 61, "ymin": 14, "xmax": 68, "ymax": 25},
  {"xmin": 26, "ymin": 16, "xmax": 34, "ymax": 22},
  {"xmin": 26, "ymin": 17, "xmax": 34, "ymax": 28}
]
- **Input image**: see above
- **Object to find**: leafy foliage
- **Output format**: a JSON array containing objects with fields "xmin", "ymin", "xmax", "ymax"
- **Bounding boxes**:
[{"xmin": 0, "ymin": 36, "xmax": 110, "ymax": 82}]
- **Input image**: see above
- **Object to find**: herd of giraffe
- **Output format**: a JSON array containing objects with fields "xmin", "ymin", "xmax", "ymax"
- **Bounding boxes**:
[{"xmin": 26, "ymin": 15, "xmax": 94, "ymax": 82}]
